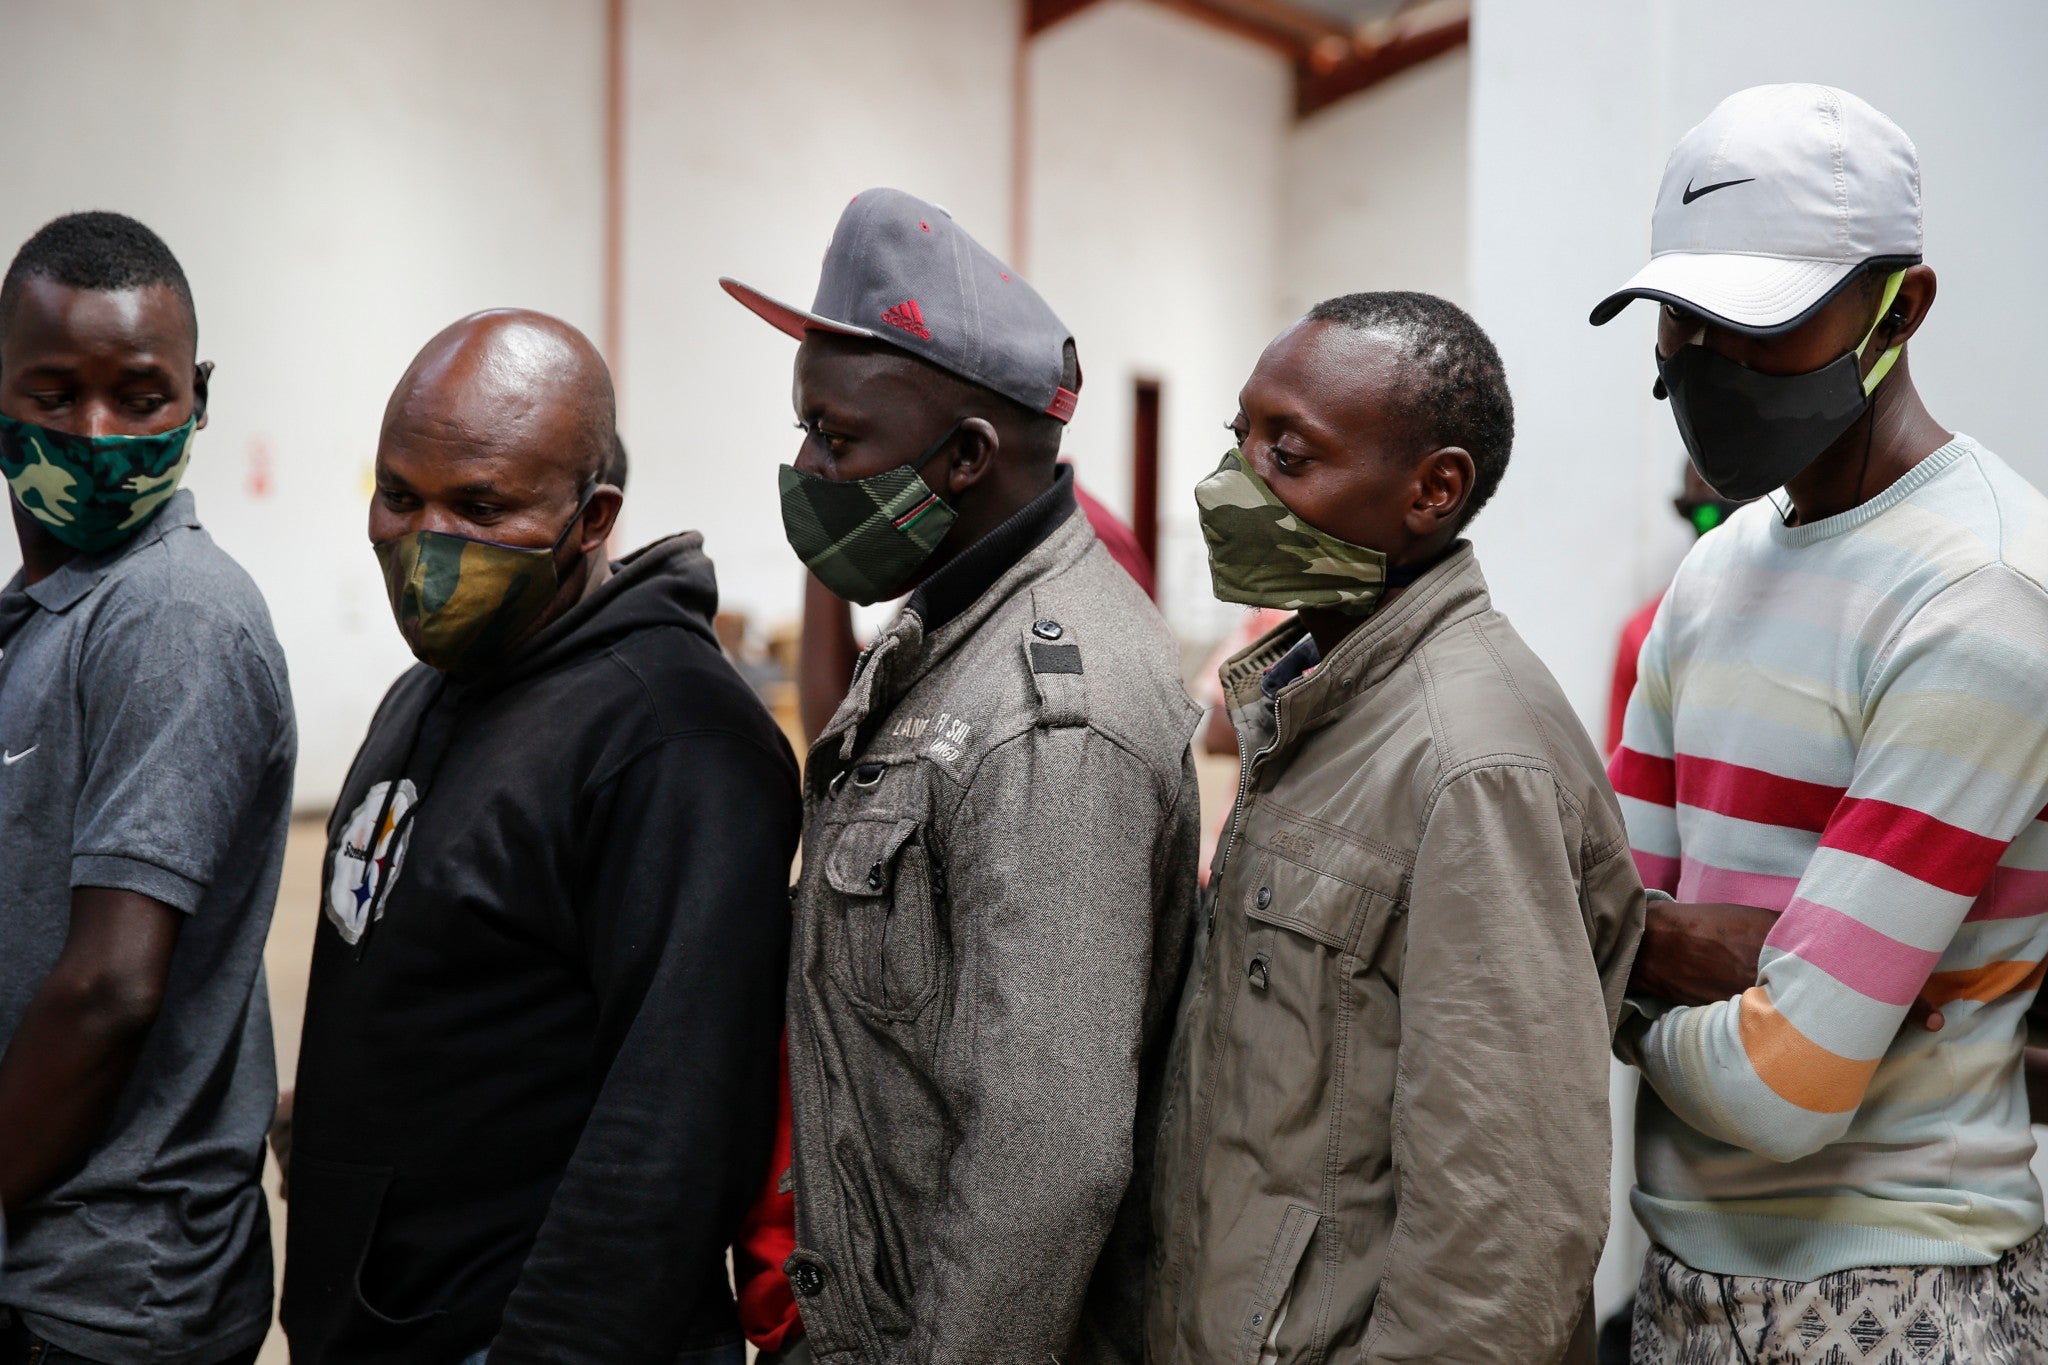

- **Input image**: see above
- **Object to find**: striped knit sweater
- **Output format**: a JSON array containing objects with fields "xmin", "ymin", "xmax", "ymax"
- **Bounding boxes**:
[{"xmin": 1611, "ymin": 435, "xmax": 2048, "ymax": 1280}]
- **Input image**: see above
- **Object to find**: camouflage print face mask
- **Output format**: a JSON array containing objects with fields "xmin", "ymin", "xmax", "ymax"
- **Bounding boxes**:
[
  {"xmin": 1195, "ymin": 448, "xmax": 1390, "ymax": 614},
  {"xmin": 0, "ymin": 413, "xmax": 196, "ymax": 555},
  {"xmin": 373, "ymin": 489, "xmax": 592, "ymax": 674}
]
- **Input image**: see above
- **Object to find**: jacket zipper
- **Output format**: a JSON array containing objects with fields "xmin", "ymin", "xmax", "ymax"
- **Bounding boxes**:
[{"xmin": 1214, "ymin": 691, "xmax": 1286, "ymax": 890}]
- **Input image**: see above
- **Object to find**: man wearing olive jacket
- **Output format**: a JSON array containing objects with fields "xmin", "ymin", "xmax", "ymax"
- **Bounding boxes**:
[{"xmin": 1149, "ymin": 293, "xmax": 1643, "ymax": 1364}]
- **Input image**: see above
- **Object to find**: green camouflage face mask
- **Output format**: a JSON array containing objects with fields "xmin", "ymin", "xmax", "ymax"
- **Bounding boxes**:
[
  {"xmin": 373, "ymin": 490, "xmax": 591, "ymax": 673},
  {"xmin": 0, "ymin": 413, "xmax": 196, "ymax": 554},
  {"xmin": 1195, "ymin": 448, "xmax": 1390, "ymax": 614},
  {"xmin": 778, "ymin": 422, "xmax": 960, "ymax": 605}
]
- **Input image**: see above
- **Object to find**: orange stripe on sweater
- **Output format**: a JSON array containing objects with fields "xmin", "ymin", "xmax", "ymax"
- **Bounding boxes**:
[
  {"xmin": 1738, "ymin": 988, "xmax": 1880, "ymax": 1114},
  {"xmin": 1921, "ymin": 959, "xmax": 2047, "ymax": 1009}
]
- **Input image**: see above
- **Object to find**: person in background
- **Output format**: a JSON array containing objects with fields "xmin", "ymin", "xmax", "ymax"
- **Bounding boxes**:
[
  {"xmin": 795, "ymin": 465, "xmax": 1152, "ymax": 742},
  {"xmin": 1598, "ymin": 84, "xmax": 2048, "ymax": 1361},
  {"xmin": 1603, "ymin": 465, "xmax": 1745, "ymax": 755},
  {"xmin": 722, "ymin": 187, "xmax": 1200, "ymax": 1363},
  {"xmin": 281, "ymin": 310, "xmax": 797, "ymax": 1365},
  {"xmin": 0, "ymin": 212, "xmax": 295, "ymax": 1365},
  {"xmin": 1148, "ymin": 292, "xmax": 1643, "ymax": 1364}
]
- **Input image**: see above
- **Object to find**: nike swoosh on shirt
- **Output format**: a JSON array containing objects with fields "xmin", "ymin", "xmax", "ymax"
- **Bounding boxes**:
[
  {"xmin": 4, "ymin": 746, "xmax": 36, "ymax": 764},
  {"xmin": 1682, "ymin": 175, "xmax": 1756, "ymax": 204}
]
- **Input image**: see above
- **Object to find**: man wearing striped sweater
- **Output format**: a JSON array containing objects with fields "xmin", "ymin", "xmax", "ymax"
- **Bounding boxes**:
[{"xmin": 1594, "ymin": 85, "xmax": 2048, "ymax": 1362}]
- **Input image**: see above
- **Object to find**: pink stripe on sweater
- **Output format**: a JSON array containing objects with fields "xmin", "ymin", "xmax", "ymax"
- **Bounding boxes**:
[
  {"xmin": 1634, "ymin": 849, "xmax": 1679, "ymax": 894},
  {"xmin": 1764, "ymin": 898, "xmax": 1940, "ymax": 1006},
  {"xmin": 1680, "ymin": 863, "xmax": 1802, "ymax": 913},
  {"xmin": 1965, "ymin": 865, "xmax": 2048, "ymax": 923}
]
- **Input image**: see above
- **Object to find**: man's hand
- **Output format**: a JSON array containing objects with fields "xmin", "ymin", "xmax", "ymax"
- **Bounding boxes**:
[
  {"xmin": 1635, "ymin": 898, "xmax": 1954, "ymax": 1032},
  {"xmin": 1628, "ymin": 900, "xmax": 1777, "ymax": 1007},
  {"xmin": 0, "ymin": 887, "xmax": 182, "ymax": 1215}
]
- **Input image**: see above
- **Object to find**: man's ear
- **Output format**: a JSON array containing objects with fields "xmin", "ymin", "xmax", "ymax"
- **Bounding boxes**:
[
  {"xmin": 1407, "ymin": 446, "xmax": 1474, "ymax": 536},
  {"xmin": 575, "ymin": 485, "xmax": 625, "ymax": 556},
  {"xmin": 1878, "ymin": 264, "xmax": 1937, "ymax": 351},
  {"xmin": 193, "ymin": 360, "xmax": 215, "ymax": 430},
  {"xmin": 941, "ymin": 418, "xmax": 999, "ymax": 498}
]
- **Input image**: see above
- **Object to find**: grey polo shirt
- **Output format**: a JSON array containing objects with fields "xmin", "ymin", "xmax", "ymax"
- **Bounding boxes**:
[{"xmin": 0, "ymin": 490, "xmax": 295, "ymax": 1365}]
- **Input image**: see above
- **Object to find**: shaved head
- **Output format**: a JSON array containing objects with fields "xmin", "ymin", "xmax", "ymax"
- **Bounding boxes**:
[
  {"xmin": 383, "ymin": 308, "xmax": 614, "ymax": 490},
  {"xmin": 370, "ymin": 309, "xmax": 625, "ymax": 637}
]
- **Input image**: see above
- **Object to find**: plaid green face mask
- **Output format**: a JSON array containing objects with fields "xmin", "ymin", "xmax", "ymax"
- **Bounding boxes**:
[
  {"xmin": 778, "ymin": 423, "xmax": 960, "ymax": 605},
  {"xmin": 1195, "ymin": 448, "xmax": 1391, "ymax": 614},
  {"xmin": 0, "ymin": 412, "xmax": 195, "ymax": 555}
]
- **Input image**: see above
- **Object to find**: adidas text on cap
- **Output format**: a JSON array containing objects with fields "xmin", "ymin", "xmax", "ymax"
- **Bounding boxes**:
[
  {"xmin": 721, "ymin": 188, "xmax": 1081, "ymax": 423},
  {"xmin": 1589, "ymin": 83, "xmax": 1922, "ymax": 335}
]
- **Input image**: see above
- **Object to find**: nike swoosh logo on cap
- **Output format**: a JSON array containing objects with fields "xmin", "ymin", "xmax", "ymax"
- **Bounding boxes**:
[
  {"xmin": 4, "ymin": 746, "xmax": 35, "ymax": 765},
  {"xmin": 1682, "ymin": 175, "xmax": 1756, "ymax": 204}
]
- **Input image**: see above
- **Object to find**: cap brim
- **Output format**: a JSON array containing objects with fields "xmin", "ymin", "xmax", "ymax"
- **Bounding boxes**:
[
  {"xmin": 718, "ymin": 277, "xmax": 878, "ymax": 342},
  {"xmin": 1588, "ymin": 252, "xmax": 1863, "ymax": 334}
]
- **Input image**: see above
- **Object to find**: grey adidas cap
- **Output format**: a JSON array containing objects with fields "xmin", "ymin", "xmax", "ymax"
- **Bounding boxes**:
[
  {"xmin": 1590, "ymin": 84, "xmax": 1922, "ymax": 334},
  {"xmin": 721, "ymin": 187, "xmax": 1080, "ymax": 422}
]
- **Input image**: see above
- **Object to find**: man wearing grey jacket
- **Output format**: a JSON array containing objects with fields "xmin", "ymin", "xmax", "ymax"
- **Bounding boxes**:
[{"xmin": 721, "ymin": 188, "xmax": 1201, "ymax": 1364}]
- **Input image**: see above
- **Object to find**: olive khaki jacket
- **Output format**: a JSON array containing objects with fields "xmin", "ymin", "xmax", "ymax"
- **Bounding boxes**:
[{"xmin": 1148, "ymin": 544, "xmax": 1644, "ymax": 1364}]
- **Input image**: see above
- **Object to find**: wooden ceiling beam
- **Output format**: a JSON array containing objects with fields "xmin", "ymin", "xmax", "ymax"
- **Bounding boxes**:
[
  {"xmin": 1295, "ymin": 9, "xmax": 1469, "ymax": 119},
  {"xmin": 1025, "ymin": 0, "xmax": 1108, "ymax": 38},
  {"xmin": 1023, "ymin": 0, "xmax": 1469, "ymax": 120}
]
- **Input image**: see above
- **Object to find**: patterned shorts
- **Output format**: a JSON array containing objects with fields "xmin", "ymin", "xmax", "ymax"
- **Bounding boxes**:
[{"xmin": 1631, "ymin": 1231, "xmax": 2048, "ymax": 1364}]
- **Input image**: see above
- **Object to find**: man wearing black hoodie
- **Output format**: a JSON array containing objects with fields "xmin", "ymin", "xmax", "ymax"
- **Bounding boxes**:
[{"xmin": 281, "ymin": 310, "xmax": 799, "ymax": 1365}]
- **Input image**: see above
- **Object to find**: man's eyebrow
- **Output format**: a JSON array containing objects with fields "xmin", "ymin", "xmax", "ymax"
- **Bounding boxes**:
[
  {"xmin": 116, "ymin": 362, "xmax": 175, "ymax": 380},
  {"xmin": 443, "ymin": 480, "xmax": 503, "ymax": 497}
]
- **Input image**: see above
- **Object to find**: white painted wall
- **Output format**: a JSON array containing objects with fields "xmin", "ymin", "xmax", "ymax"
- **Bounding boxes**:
[
  {"xmin": 616, "ymin": 0, "xmax": 1018, "ymax": 632},
  {"xmin": 0, "ymin": 0, "xmax": 608, "ymax": 804},
  {"xmin": 1279, "ymin": 47, "xmax": 1471, "ymax": 319},
  {"xmin": 1467, "ymin": 0, "xmax": 2048, "ymax": 1322},
  {"xmin": 1027, "ymin": 0, "xmax": 1293, "ymax": 642}
]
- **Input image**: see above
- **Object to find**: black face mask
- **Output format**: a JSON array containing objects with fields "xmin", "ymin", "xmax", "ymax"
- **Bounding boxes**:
[{"xmin": 1653, "ymin": 271, "xmax": 1906, "ymax": 503}]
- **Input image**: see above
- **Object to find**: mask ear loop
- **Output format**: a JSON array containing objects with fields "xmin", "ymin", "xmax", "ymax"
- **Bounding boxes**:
[
  {"xmin": 1851, "ymin": 269, "xmax": 1910, "ymax": 508},
  {"xmin": 1772, "ymin": 269, "xmax": 1910, "ymax": 526}
]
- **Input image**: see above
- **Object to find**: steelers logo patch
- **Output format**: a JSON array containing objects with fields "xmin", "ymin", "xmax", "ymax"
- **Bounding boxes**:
[{"xmin": 325, "ymin": 779, "xmax": 418, "ymax": 945}]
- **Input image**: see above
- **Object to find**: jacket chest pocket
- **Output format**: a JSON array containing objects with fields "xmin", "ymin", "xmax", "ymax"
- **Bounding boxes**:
[
  {"xmin": 822, "ymin": 816, "xmax": 943, "ymax": 1020},
  {"xmin": 1228, "ymin": 850, "xmax": 1403, "ymax": 1143}
]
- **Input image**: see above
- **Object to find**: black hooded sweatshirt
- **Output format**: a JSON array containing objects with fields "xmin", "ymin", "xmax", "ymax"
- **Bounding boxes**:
[{"xmin": 283, "ymin": 532, "xmax": 798, "ymax": 1365}]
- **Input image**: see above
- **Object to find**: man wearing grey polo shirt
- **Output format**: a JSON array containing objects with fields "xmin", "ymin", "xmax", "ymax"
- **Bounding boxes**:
[{"xmin": 0, "ymin": 213, "xmax": 294, "ymax": 1365}]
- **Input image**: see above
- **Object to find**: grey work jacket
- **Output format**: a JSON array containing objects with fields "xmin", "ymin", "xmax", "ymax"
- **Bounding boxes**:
[
  {"xmin": 785, "ymin": 479, "xmax": 1203, "ymax": 1364},
  {"xmin": 1147, "ymin": 544, "xmax": 1645, "ymax": 1365}
]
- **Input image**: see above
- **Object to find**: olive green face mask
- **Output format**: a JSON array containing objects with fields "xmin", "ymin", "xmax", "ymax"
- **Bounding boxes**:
[
  {"xmin": 1194, "ymin": 448, "xmax": 1393, "ymax": 614},
  {"xmin": 372, "ymin": 489, "xmax": 592, "ymax": 674}
]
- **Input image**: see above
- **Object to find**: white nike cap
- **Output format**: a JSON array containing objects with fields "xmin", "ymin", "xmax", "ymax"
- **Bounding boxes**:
[{"xmin": 1590, "ymin": 83, "xmax": 1921, "ymax": 334}]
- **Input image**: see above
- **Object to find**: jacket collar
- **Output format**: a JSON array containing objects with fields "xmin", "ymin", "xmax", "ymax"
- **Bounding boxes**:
[
  {"xmin": 12, "ymin": 488, "xmax": 202, "ymax": 616},
  {"xmin": 1221, "ymin": 539, "xmax": 1491, "ymax": 770},
  {"xmin": 905, "ymin": 463, "xmax": 1077, "ymax": 635},
  {"xmin": 814, "ymin": 474, "xmax": 1090, "ymax": 771}
]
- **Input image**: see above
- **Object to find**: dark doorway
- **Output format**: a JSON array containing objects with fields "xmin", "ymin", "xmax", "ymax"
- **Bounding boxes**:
[{"xmin": 1132, "ymin": 378, "xmax": 1161, "ymax": 600}]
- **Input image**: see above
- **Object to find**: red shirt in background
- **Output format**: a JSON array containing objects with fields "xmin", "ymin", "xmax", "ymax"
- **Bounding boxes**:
[
  {"xmin": 1074, "ymin": 478, "xmax": 1155, "ymax": 597},
  {"xmin": 1606, "ymin": 590, "xmax": 1664, "ymax": 756}
]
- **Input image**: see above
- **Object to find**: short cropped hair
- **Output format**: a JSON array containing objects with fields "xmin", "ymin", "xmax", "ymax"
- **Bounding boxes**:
[
  {"xmin": 0, "ymin": 211, "xmax": 196, "ymax": 345},
  {"xmin": 1305, "ymin": 291, "xmax": 1514, "ymax": 530},
  {"xmin": 604, "ymin": 430, "xmax": 630, "ymax": 490}
]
